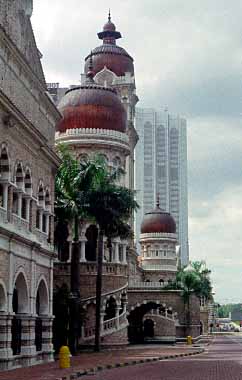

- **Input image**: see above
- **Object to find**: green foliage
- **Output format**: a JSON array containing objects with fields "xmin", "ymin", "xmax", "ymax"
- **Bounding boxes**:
[
  {"xmin": 217, "ymin": 304, "xmax": 242, "ymax": 318},
  {"xmin": 164, "ymin": 260, "xmax": 213, "ymax": 303}
]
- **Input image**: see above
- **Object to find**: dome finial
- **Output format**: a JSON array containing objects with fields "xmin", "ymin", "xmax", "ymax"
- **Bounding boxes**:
[
  {"xmin": 108, "ymin": 8, "xmax": 111, "ymax": 22},
  {"xmin": 156, "ymin": 193, "xmax": 160, "ymax": 208}
]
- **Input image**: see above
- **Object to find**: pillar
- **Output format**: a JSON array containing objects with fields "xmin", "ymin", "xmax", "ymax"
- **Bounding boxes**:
[
  {"xmin": 25, "ymin": 198, "xmax": 31, "ymax": 221},
  {"xmin": 17, "ymin": 193, "xmax": 22, "ymax": 217},
  {"xmin": 20, "ymin": 316, "xmax": 36, "ymax": 365},
  {"xmin": 122, "ymin": 242, "xmax": 127, "ymax": 264},
  {"xmin": 113, "ymin": 238, "xmax": 120, "ymax": 263},
  {"xmin": 67, "ymin": 240, "xmax": 72, "ymax": 263},
  {"xmin": 0, "ymin": 314, "xmax": 12, "ymax": 368},
  {"xmin": 115, "ymin": 306, "xmax": 121, "ymax": 329},
  {"xmin": 45, "ymin": 214, "xmax": 50, "ymax": 236},
  {"xmin": 100, "ymin": 312, "xmax": 105, "ymax": 333},
  {"xmin": 39, "ymin": 209, "xmax": 43, "ymax": 231},
  {"xmin": 80, "ymin": 237, "xmax": 87, "ymax": 262},
  {"xmin": 41, "ymin": 317, "xmax": 54, "ymax": 361},
  {"xmin": 2, "ymin": 184, "xmax": 8, "ymax": 210}
]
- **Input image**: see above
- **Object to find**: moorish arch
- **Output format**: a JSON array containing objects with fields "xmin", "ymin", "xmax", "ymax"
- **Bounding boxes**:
[
  {"xmin": 12, "ymin": 270, "xmax": 29, "ymax": 314},
  {"xmin": 0, "ymin": 143, "xmax": 10, "ymax": 181},
  {"xmin": 35, "ymin": 277, "xmax": 49, "ymax": 316},
  {"xmin": 0, "ymin": 280, "xmax": 7, "ymax": 312},
  {"xmin": 127, "ymin": 300, "xmax": 174, "ymax": 344}
]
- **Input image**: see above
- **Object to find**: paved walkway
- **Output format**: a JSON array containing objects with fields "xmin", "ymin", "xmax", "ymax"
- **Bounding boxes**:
[
  {"xmin": 81, "ymin": 335, "xmax": 242, "ymax": 380},
  {"xmin": 0, "ymin": 345, "xmax": 202, "ymax": 380}
]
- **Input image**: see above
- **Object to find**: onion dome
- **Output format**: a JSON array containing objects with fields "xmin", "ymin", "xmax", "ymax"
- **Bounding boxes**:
[
  {"xmin": 141, "ymin": 197, "xmax": 176, "ymax": 234},
  {"xmin": 84, "ymin": 11, "xmax": 134, "ymax": 77},
  {"xmin": 56, "ymin": 55, "xmax": 127, "ymax": 134}
]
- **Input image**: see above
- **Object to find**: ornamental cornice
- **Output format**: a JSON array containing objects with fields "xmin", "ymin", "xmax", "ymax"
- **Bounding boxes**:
[
  {"xmin": 140, "ymin": 232, "xmax": 177, "ymax": 241},
  {"xmin": 55, "ymin": 128, "xmax": 130, "ymax": 154},
  {"xmin": 0, "ymin": 89, "xmax": 60, "ymax": 168},
  {"xmin": 0, "ymin": 25, "xmax": 61, "ymax": 121}
]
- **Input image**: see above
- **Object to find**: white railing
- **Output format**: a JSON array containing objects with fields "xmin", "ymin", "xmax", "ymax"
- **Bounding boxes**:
[
  {"xmin": 12, "ymin": 214, "xmax": 30, "ymax": 233},
  {"xmin": 103, "ymin": 316, "xmax": 116, "ymax": 331},
  {"xmin": 83, "ymin": 310, "xmax": 127, "ymax": 340},
  {"xmin": 141, "ymin": 264, "xmax": 177, "ymax": 271},
  {"xmin": 129, "ymin": 281, "xmax": 168, "ymax": 289},
  {"xmin": 0, "ymin": 206, "xmax": 7, "ymax": 223},
  {"xmin": 56, "ymin": 128, "xmax": 129, "ymax": 144}
]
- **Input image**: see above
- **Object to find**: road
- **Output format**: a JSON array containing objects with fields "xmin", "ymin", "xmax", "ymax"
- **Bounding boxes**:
[{"xmin": 82, "ymin": 335, "xmax": 242, "ymax": 380}]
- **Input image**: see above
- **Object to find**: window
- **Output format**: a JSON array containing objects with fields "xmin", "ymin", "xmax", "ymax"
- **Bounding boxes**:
[{"xmin": 0, "ymin": 184, "xmax": 3, "ymax": 207}]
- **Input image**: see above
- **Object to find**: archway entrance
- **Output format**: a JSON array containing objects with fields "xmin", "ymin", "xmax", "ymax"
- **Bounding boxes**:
[
  {"xmin": 11, "ymin": 273, "xmax": 28, "ymax": 355},
  {"xmin": 35, "ymin": 280, "xmax": 49, "ymax": 352},
  {"xmin": 143, "ymin": 319, "xmax": 154, "ymax": 338},
  {"xmin": 128, "ymin": 302, "xmax": 162, "ymax": 344}
]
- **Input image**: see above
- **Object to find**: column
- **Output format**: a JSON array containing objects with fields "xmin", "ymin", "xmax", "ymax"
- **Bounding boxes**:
[
  {"xmin": 17, "ymin": 193, "xmax": 22, "ymax": 217},
  {"xmin": 20, "ymin": 316, "xmax": 37, "ymax": 366},
  {"xmin": 0, "ymin": 314, "xmax": 12, "ymax": 363},
  {"xmin": 122, "ymin": 242, "xmax": 127, "ymax": 264},
  {"xmin": 80, "ymin": 237, "xmax": 87, "ymax": 262},
  {"xmin": 41, "ymin": 317, "xmax": 54, "ymax": 362},
  {"xmin": 115, "ymin": 305, "xmax": 121, "ymax": 329},
  {"xmin": 39, "ymin": 210, "xmax": 43, "ymax": 231},
  {"xmin": 2, "ymin": 184, "xmax": 8, "ymax": 210},
  {"xmin": 113, "ymin": 238, "xmax": 120, "ymax": 263},
  {"xmin": 45, "ymin": 214, "xmax": 50, "ymax": 235},
  {"xmin": 25, "ymin": 198, "xmax": 31, "ymax": 222},
  {"xmin": 100, "ymin": 312, "xmax": 105, "ymax": 333},
  {"xmin": 67, "ymin": 240, "xmax": 72, "ymax": 263}
]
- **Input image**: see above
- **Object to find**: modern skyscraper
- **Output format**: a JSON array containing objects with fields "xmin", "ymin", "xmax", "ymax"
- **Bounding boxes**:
[{"xmin": 135, "ymin": 108, "xmax": 189, "ymax": 266}]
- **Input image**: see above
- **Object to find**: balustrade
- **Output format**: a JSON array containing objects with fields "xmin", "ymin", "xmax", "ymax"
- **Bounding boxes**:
[{"xmin": 128, "ymin": 281, "xmax": 169, "ymax": 289}]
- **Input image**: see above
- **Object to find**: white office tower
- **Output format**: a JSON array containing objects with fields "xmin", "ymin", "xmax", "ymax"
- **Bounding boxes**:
[{"xmin": 135, "ymin": 108, "xmax": 189, "ymax": 266}]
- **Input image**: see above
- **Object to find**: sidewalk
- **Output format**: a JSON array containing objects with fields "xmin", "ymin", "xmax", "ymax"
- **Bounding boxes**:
[{"xmin": 0, "ymin": 345, "xmax": 204, "ymax": 380}]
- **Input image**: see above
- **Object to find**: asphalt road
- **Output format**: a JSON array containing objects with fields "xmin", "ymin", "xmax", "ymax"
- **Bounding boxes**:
[{"xmin": 82, "ymin": 335, "xmax": 242, "ymax": 380}]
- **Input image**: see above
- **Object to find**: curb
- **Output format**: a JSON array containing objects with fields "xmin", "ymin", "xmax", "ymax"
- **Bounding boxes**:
[{"xmin": 56, "ymin": 348, "xmax": 205, "ymax": 379}]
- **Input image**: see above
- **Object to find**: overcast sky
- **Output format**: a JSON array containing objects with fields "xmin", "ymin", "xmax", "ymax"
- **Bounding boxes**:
[{"xmin": 32, "ymin": 1, "xmax": 242, "ymax": 304}]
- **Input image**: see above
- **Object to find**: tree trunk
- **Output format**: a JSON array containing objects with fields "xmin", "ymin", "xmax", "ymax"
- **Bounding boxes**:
[
  {"xmin": 69, "ymin": 215, "xmax": 81, "ymax": 355},
  {"xmin": 94, "ymin": 228, "xmax": 104, "ymax": 352}
]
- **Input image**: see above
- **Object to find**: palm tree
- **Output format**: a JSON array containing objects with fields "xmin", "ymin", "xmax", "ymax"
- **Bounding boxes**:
[
  {"xmin": 55, "ymin": 146, "xmax": 138, "ymax": 353},
  {"xmin": 84, "ymin": 163, "xmax": 139, "ymax": 352}
]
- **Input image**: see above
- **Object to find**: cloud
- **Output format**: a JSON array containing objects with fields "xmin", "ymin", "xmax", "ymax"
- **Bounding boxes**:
[{"xmin": 32, "ymin": 1, "xmax": 242, "ymax": 303}]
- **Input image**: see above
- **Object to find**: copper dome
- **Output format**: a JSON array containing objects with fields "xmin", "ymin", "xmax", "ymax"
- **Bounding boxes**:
[
  {"xmin": 141, "ymin": 206, "xmax": 176, "ymax": 234},
  {"xmin": 57, "ymin": 82, "xmax": 127, "ymax": 134},
  {"xmin": 84, "ymin": 14, "xmax": 134, "ymax": 77}
]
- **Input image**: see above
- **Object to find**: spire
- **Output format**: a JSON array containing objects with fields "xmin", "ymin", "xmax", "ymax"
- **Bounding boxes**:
[
  {"xmin": 98, "ymin": 12, "xmax": 122, "ymax": 44},
  {"xmin": 86, "ymin": 51, "xmax": 95, "ymax": 83},
  {"xmin": 156, "ymin": 193, "xmax": 160, "ymax": 208}
]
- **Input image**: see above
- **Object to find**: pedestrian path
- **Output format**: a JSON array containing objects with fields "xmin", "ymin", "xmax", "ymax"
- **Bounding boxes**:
[
  {"xmin": 0, "ymin": 345, "xmax": 202, "ymax": 380},
  {"xmin": 80, "ymin": 335, "xmax": 242, "ymax": 380}
]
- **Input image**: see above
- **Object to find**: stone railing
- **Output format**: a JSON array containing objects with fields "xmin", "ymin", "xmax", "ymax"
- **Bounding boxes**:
[
  {"xmin": 83, "ymin": 310, "xmax": 127, "ymax": 340},
  {"xmin": 56, "ymin": 128, "xmax": 129, "ymax": 144},
  {"xmin": 141, "ymin": 264, "xmax": 177, "ymax": 271},
  {"xmin": 12, "ymin": 214, "xmax": 30, "ymax": 234},
  {"xmin": 0, "ymin": 207, "xmax": 7, "ymax": 223},
  {"xmin": 34, "ymin": 229, "xmax": 52, "ymax": 250},
  {"xmin": 128, "ymin": 281, "xmax": 168, "ymax": 289},
  {"xmin": 80, "ymin": 262, "xmax": 127, "ymax": 276},
  {"xmin": 103, "ymin": 317, "xmax": 116, "ymax": 331},
  {"xmin": 140, "ymin": 232, "xmax": 177, "ymax": 240}
]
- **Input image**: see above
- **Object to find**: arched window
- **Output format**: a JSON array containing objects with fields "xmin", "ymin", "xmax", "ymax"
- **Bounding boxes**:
[
  {"xmin": 24, "ymin": 168, "xmax": 32, "ymax": 195},
  {"xmin": 0, "ymin": 282, "xmax": 7, "ymax": 312},
  {"xmin": 0, "ymin": 144, "xmax": 10, "ymax": 181},
  {"xmin": 15, "ymin": 163, "xmax": 24, "ymax": 189}
]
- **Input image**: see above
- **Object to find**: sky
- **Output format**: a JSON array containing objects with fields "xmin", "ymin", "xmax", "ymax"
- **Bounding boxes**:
[{"xmin": 32, "ymin": 0, "xmax": 242, "ymax": 304}]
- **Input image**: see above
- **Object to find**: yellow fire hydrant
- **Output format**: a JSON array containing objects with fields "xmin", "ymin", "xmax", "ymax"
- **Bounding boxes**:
[
  {"xmin": 186, "ymin": 336, "xmax": 193, "ymax": 345},
  {"xmin": 59, "ymin": 345, "xmax": 71, "ymax": 369}
]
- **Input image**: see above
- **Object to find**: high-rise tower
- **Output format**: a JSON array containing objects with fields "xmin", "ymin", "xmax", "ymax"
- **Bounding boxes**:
[{"xmin": 135, "ymin": 108, "xmax": 189, "ymax": 266}]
